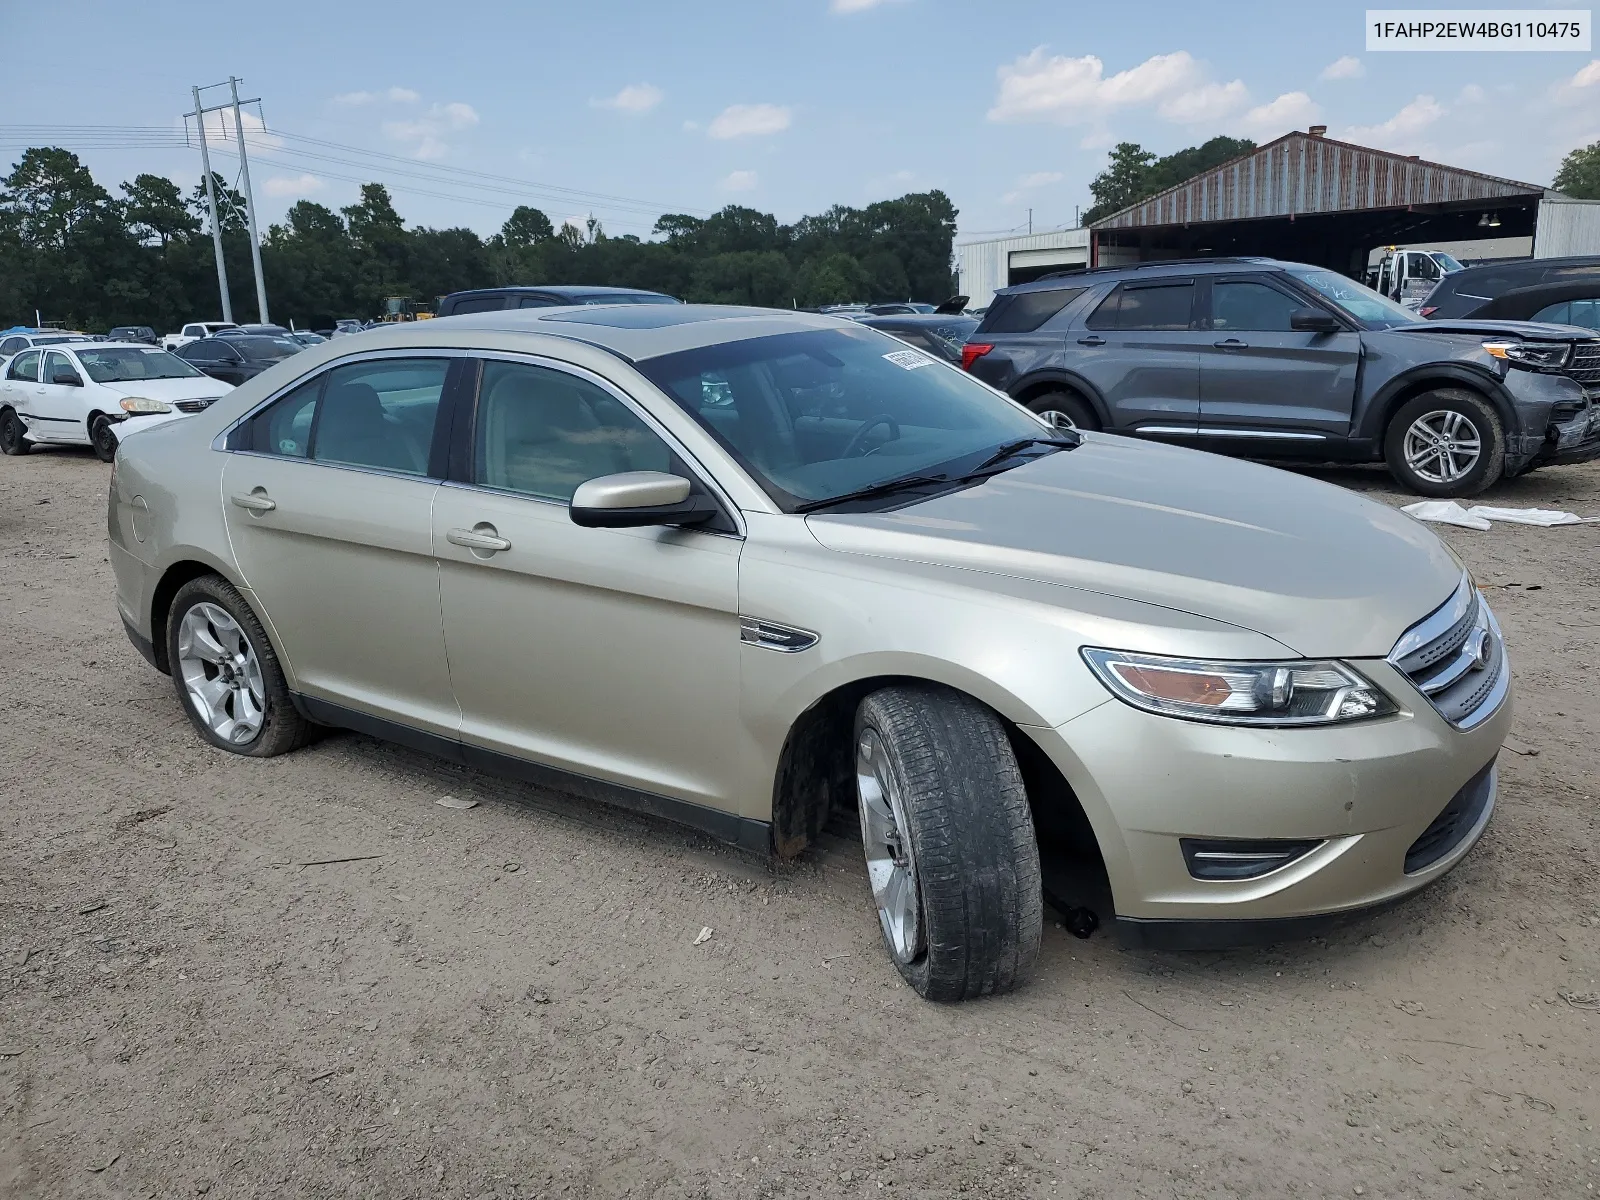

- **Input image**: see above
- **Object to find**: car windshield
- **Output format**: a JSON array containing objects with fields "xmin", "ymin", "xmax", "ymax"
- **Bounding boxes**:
[
  {"xmin": 36, "ymin": 336, "xmax": 89, "ymax": 346},
  {"xmin": 1435, "ymin": 253, "xmax": 1465, "ymax": 273},
  {"xmin": 1286, "ymin": 267, "xmax": 1419, "ymax": 329},
  {"xmin": 579, "ymin": 293, "xmax": 678, "ymax": 306},
  {"xmin": 635, "ymin": 325, "xmax": 1051, "ymax": 511},
  {"xmin": 74, "ymin": 347, "xmax": 202, "ymax": 382}
]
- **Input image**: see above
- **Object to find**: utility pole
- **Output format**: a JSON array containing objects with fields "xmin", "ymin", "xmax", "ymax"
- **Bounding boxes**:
[
  {"xmin": 228, "ymin": 76, "xmax": 270, "ymax": 324},
  {"xmin": 1027, "ymin": 207, "xmax": 1033, "ymax": 236},
  {"xmin": 190, "ymin": 85, "xmax": 232, "ymax": 323}
]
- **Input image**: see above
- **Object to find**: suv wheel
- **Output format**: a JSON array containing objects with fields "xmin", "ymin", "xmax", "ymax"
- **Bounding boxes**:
[
  {"xmin": 1028, "ymin": 391, "xmax": 1101, "ymax": 432},
  {"xmin": 1384, "ymin": 389, "xmax": 1505, "ymax": 498},
  {"xmin": 166, "ymin": 575, "xmax": 314, "ymax": 757},
  {"xmin": 0, "ymin": 407, "xmax": 30, "ymax": 456},
  {"xmin": 854, "ymin": 685, "xmax": 1041, "ymax": 1001},
  {"xmin": 90, "ymin": 414, "xmax": 119, "ymax": 463}
]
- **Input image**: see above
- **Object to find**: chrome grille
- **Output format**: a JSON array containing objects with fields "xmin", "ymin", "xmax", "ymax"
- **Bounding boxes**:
[
  {"xmin": 1568, "ymin": 343, "xmax": 1600, "ymax": 390},
  {"xmin": 1389, "ymin": 575, "xmax": 1507, "ymax": 729},
  {"xmin": 174, "ymin": 397, "xmax": 219, "ymax": 413}
]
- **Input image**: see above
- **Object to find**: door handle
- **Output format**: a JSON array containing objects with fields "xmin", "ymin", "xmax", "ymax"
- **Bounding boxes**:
[
  {"xmin": 1077, "ymin": 335, "xmax": 1105, "ymax": 346},
  {"xmin": 230, "ymin": 491, "xmax": 276, "ymax": 513},
  {"xmin": 1213, "ymin": 338, "xmax": 1248, "ymax": 348},
  {"xmin": 447, "ymin": 526, "xmax": 511, "ymax": 553}
]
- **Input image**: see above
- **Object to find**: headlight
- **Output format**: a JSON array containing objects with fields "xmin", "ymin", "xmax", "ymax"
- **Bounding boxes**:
[
  {"xmin": 119, "ymin": 397, "xmax": 172, "ymax": 414},
  {"xmin": 1081, "ymin": 648, "xmax": 1396, "ymax": 727},
  {"xmin": 1482, "ymin": 340, "xmax": 1572, "ymax": 370}
]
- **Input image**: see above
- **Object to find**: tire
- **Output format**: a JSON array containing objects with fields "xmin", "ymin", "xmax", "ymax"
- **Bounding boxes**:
[
  {"xmin": 854, "ymin": 685, "xmax": 1042, "ymax": 1001},
  {"xmin": 0, "ymin": 407, "xmax": 29, "ymax": 456},
  {"xmin": 1028, "ymin": 390, "xmax": 1101, "ymax": 432},
  {"xmin": 165, "ymin": 574, "xmax": 314, "ymax": 758},
  {"xmin": 90, "ymin": 414, "xmax": 119, "ymax": 463},
  {"xmin": 1384, "ymin": 388, "xmax": 1505, "ymax": 498}
]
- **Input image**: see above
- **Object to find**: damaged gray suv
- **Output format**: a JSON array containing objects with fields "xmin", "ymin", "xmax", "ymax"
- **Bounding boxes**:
[{"xmin": 963, "ymin": 258, "xmax": 1600, "ymax": 497}]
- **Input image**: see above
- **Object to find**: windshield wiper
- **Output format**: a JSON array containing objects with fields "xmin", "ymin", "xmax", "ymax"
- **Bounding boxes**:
[
  {"xmin": 794, "ymin": 473, "xmax": 955, "ymax": 513},
  {"xmin": 966, "ymin": 434, "xmax": 1079, "ymax": 474}
]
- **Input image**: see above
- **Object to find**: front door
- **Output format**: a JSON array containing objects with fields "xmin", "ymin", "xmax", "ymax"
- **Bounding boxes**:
[
  {"xmin": 1197, "ymin": 276, "xmax": 1362, "ymax": 438},
  {"xmin": 432, "ymin": 356, "xmax": 745, "ymax": 814},
  {"xmin": 1072, "ymin": 279, "xmax": 1202, "ymax": 434},
  {"xmin": 221, "ymin": 355, "xmax": 460, "ymax": 736}
]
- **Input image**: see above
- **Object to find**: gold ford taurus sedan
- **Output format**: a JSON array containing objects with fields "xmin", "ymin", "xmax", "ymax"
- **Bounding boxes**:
[{"xmin": 108, "ymin": 305, "xmax": 1511, "ymax": 1000}]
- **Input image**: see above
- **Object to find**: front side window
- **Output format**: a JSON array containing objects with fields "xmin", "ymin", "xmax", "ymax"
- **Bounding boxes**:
[
  {"xmin": 75, "ymin": 347, "xmax": 202, "ymax": 382},
  {"xmin": 1211, "ymin": 280, "xmax": 1306, "ymax": 332},
  {"xmin": 449, "ymin": 295, "xmax": 508, "ymax": 315},
  {"xmin": 636, "ymin": 325, "xmax": 1047, "ymax": 510},
  {"xmin": 183, "ymin": 325, "xmax": 202, "ymax": 338},
  {"xmin": 473, "ymin": 360, "xmax": 673, "ymax": 502},
  {"xmin": 517, "ymin": 295, "xmax": 557, "ymax": 309},
  {"xmin": 6, "ymin": 350, "xmax": 40, "ymax": 382},
  {"xmin": 43, "ymin": 351, "xmax": 81, "ymax": 386}
]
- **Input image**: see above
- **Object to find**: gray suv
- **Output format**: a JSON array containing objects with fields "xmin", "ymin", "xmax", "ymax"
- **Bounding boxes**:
[{"xmin": 963, "ymin": 258, "xmax": 1600, "ymax": 497}]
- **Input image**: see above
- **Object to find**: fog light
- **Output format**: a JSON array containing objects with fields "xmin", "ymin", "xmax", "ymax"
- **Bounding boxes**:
[{"xmin": 1180, "ymin": 838, "xmax": 1323, "ymax": 881}]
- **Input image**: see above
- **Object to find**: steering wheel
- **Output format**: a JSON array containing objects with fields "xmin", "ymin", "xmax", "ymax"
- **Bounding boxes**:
[{"xmin": 841, "ymin": 413, "xmax": 901, "ymax": 459}]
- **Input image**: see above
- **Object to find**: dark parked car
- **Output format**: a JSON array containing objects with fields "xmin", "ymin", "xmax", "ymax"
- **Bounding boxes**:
[
  {"xmin": 1419, "ymin": 255, "xmax": 1600, "ymax": 319},
  {"xmin": 963, "ymin": 257, "xmax": 1600, "ymax": 497},
  {"xmin": 174, "ymin": 334, "xmax": 302, "ymax": 386},
  {"xmin": 856, "ymin": 314, "xmax": 980, "ymax": 364},
  {"xmin": 107, "ymin": 325, "xmax": 158, "ymax": 345},
  {"xmin": 435, "ymin": 285, "xmax": 679, "ymax": 317},
  {"xmin": 1441, "ymin": 279, "xmax": 1600, "ymax": 332}
]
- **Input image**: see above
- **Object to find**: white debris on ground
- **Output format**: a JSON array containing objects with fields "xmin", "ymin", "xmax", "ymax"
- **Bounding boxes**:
[{"xmin": 1401, "ymin": 500, "xmax": 1600, "ymax": 530}]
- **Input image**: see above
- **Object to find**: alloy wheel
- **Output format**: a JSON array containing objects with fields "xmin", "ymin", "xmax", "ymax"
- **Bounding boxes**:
[
  {"xmin": 1039, "ymin": 408, "xmax": 1076, "ymax": 431},
  {"xmin": 176, "ymin": 602, "xmax": 266, "ymax": 744},
  {"xmin": 856, "ymin": 728, "xmax": 925, "ymax": 964},
  {"xmin": 1403, "ymin": 410, "xmax": 1481, "ymax": 484}
]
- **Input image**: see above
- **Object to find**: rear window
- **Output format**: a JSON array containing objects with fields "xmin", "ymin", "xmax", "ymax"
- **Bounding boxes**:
[
  {"xmin": 1086, "ymin": 281, "xmax": 1196, "ymax": 331},
  {"xmin": 443, "ymin": 294, "xmax": 509, "ymax": 315},
  {"xmin": 976, "ymin": 287, "xmax": 1084, "ymax": 334}
]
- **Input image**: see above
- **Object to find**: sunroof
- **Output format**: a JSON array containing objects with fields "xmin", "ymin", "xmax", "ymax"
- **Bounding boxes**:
[{"xmin": 540, "ymin": 306, "xmax": 713, "ymax": 329}]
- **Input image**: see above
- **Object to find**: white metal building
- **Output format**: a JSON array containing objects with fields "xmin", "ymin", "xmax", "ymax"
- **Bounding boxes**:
[{"xmin": 956, "ymin": 228, "xmax": 1089, "ymax": 310}]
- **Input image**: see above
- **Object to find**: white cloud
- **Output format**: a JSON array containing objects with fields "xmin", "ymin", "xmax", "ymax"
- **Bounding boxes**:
[
  {"xmin": 1577, "ymin": 59, "xmax": 1600, "ymax": 87},
  {"xmin": 384, "ymin": 101, "xmax": 479, "ymax": 159},
  {"xmin": 1457, "ymin": 83, "xmax": 1487, "ymax": 104},
  {"xmin": 1553, "ymin": 58, "xmax": 1600, "ymax": 104},
  {"xmin": 194, "ymin": 107, "xmax": 282, "ymax": 151},
  {"xmin": 262, "ymin": 173, "xmax": 324, "ymax": 198},
  {"xmin": 707, "ymin": 103, "xmax": 792, "ymax": 139},
  {"xmin": 987, "ymin": 48, "xmax": 1203, "ymax": 125},
  {"xmin": 1158, "ymin": 79, "xmax": 1249, "ymax": 124},
  {"xmin": 335, "ymin": 86, "xmax": 417, "ymax": 105},
  {"xmin": 1239, "ymin": 91, "xmax": 1321, "ymax": 138},
  {"xmin": 1320, "ymin": 56, "xmax": 1364, "ymax": 81},
  {"xmin": 594, "ymin": 83, "xmax": 664, "ymax": 114},
  {"xmin": 720, "ymin": 169, "xmax": 759, "ymax": 191},
  {"xmin": 1001, "ymin": 169, "xmax": 1064, "ymax": 204},
  {"xmin": 830, "ymin": 0, "xmax": 906, "ymax": 10},
  {"xmin": 1341, "ymin": 94, "xmax": 1445, "ymax": 153}
]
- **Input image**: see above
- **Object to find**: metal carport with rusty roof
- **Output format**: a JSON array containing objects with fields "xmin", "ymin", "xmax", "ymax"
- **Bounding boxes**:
[{"xmin": 1088, "ymin": 129, "xmax": 1552, "ymax": 276}]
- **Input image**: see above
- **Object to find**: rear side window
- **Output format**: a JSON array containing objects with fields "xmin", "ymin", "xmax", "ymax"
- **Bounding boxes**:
[
  {"xmin": 1087, "ymin": 282, "xmax": 1195, "ymax": 331},
  {"xmin": 978, "ymin": 287, "xmax": 1084, "ymax": 334},
  {"xmin": 444, "ymin": 294, "xmax": 509, "ymax": 315},
  {"xmin": 517, "ymin": 295, "xmax": 558, "ymax": 309},
  {"xmin": 1534, "ymin": 298, "xmax": 1600, "ymax": 330}
]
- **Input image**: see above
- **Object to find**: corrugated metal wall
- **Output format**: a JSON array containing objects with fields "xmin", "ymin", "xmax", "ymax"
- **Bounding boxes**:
[
  {"xmin": 956, "ymin": 228, "xmax": 1089, "ymax": 308},
  {"xmin": 1534, "ymin": 198, "xmax": 1600, "ymax": 257},
  {"xmin": 1093, "ymin": 134, "xmax": 1544, "ymax": 230}
]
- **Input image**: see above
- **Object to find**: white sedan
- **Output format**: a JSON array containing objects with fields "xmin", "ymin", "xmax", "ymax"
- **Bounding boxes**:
[{"xmin": 0, "ymin": 342, "xmax": 233, "ymax": 462}]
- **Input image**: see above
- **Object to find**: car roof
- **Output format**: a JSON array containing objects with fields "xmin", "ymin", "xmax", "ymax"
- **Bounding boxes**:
[
  {"xmin": 447, "ymin": 284, "xmax": 674, "ymax": 300},
  {"xmin": 411, "ymin": 303, "xmax": 857, "ymax": 361},
  {"xmin": 997, "ymin": 257, "xmax": 1294, "ymax": 295}
]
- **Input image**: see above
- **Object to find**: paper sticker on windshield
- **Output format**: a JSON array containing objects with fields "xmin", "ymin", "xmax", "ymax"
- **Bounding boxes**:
[{"xmin": 883, "ymin": 349, "xmax": 935, "ymax": 370}]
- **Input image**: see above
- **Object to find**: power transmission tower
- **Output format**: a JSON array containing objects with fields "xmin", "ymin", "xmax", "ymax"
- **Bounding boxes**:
[
  {"xmin": 189, "ymin": 85, "xmax": 232, "ymax": 323},
  {"xmin": 187, "ymin": 79, "xmax": 270, "ymax": 325}
]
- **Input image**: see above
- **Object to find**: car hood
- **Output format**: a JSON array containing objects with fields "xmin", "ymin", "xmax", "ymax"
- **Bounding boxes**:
[
  {"xmin": 804, "ymin": 436, "xmax": 1463, "ymax": 659},
  {"xmin": 98, "ymin": 377, "xmax": 232, "ymax": 401},
  {"xmin": 1402, "ymin": 317, "xmax": 1599, "ymax": 342}
]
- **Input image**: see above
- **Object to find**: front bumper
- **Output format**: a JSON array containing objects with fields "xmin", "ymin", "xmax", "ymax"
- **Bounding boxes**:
[
  {"xmin": 1530, "ymin": 394, "xmax": 1600, "ymax": 467},
  {"xmin": 1031, "ymin": 656, "xmax": 1511, "ymax": 931}
]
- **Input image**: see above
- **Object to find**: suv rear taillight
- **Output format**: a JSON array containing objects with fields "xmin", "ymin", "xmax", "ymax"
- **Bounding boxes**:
[
  {"xmin": 960, "ymin": 342, "xmax": 993, "ymax": 371},
  {"xmin": 1418, "ymin": 306, "xmax": 1437, "ymax": 318}
]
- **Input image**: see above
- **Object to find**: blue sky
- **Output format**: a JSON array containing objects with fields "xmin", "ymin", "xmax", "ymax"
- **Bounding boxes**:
[{"xmin": 1, "ymin": 0, "xmax": 1596, "ymax": 243}]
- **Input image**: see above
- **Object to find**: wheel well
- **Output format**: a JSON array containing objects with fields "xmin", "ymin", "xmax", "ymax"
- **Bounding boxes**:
[
  {"xmin": 148, "ymin": 560, "xmax": 220, "ymax": 673},
  {"xmin": 1013, "ymin": 377, "xmax": 1090, "ymax": 410},
  {"xmin": 1373, "ymin": 378, "xmax": 1507, "ymax": 443},
  {"xmin": 769, "ymin": 676, "xmax": 1105, "ymax": 875}
]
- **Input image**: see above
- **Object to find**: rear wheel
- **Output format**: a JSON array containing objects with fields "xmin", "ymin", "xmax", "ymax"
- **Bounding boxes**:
[
  {"xmin": 90, "ymin": 414, "xmax": 119, "ymax": 463},
  {"xmin": 0, "ymin": 407, "xmax": 29, "ymax": 456},
  {"xmin": 854, "ymin": 685, "xmax": 1041, "ymax": 1001},
  {"xmin": 166, "ymin": 575, "xmax": 314, "ymax": 757},
  {"xmin": 1028, "ymin": 390, "xmax": 1100, "ymax": 432},
  {"xmin": 1384, "ymin": 389, "xmax": 1505, "ymax": 498}
]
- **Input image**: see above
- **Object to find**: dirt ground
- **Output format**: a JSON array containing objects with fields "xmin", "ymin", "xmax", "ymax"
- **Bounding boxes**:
[{"xmin": 0, "ymin": 445, "xmax": 1596, "ymax": 1200}]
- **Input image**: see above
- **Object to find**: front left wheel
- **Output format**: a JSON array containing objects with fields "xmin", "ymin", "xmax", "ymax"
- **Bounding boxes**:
[
  {"xmin": 90, "ymin": 414, "xmax": 119, "ymax": 463},
  {"xmin": 855, "ymin": 685, "xmax": 1042, "ymax": 1001},
  {"xmin": 165, "ymin": 575, "xmax": 314, "ymax": 757}
]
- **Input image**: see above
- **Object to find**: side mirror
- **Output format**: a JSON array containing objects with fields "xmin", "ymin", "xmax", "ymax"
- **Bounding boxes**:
[
  {"xmin": 51, "ymin": 370, "xmax": 82, "ymax": 386},
  {"xmin": 1289, "ymin": 309, "xmax": 1341, "ymax": 334},
  {"xmin": 569, "ymin": 471, "xmax": 719, "ymax": 529}
]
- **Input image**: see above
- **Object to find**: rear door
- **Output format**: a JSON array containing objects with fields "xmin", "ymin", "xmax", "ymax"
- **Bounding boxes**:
[
  {"xmin": 1197, "ymin": 275, "xmax": 1361, "ymax": 438},
  {"xmin": 36, "ymin": 351, "xmax": 89, "ymax": 441},
  {"xmin": 1072, "ymin": 279, "xmax": 1202, "ymax": 433},
  {"xmin": 1, "ymin": 351, "xmax": 46, "ymax": 434}
]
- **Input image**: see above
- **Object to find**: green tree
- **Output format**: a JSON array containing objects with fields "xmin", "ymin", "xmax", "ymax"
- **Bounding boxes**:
[
  {"xmin": 1554, "ymin": 139, "xmax": 1600, "ymax": 199},
  {"xmin": 1, "ymin": 147, "xmax": 117, "ymax": 250},
  {"xmin": 501, "ymin": 204, "xmax": 555, "ymax": 247},
  {"xmin": 121, "ymin": 173, "xmax": 198, "ymax": 247},
  {"xmin": 1083, "ymin": 137, "xmax": 1256, "ymax": 225},
  {"xmin": 189, "ymin": 172, "xmax": 248, "ymax": 234}
]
